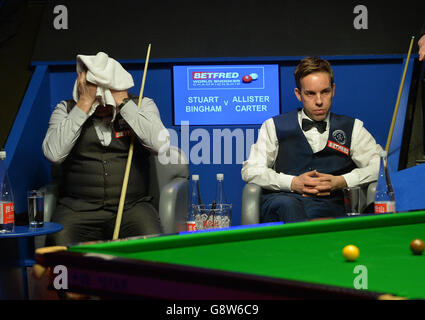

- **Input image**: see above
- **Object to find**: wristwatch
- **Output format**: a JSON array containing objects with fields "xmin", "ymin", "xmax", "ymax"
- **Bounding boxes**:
[{"xmin": 118, "ymin": 97, "xmax": 131, "ymax": 110}]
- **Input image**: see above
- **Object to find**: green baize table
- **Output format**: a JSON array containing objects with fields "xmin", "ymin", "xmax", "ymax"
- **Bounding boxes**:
[{"xmin": 36, "ymin": 211, "xmax": 425, "ymax": 299}]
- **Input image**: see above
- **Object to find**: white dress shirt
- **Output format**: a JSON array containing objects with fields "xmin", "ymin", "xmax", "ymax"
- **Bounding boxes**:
[
  {"xmin": 241, "ymin": 109, "xmax": 383, "ymax": 191},
  {"xmin": 42, "ymin": 97, "xmax": 170, "ymax": 164}
]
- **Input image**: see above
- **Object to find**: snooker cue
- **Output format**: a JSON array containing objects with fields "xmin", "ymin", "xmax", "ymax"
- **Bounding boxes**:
[
  {"xmin": 113, "ymin": 44, "xmax": 151, "ymax": 240},
  {"xmin": 385, "ymin": 36, "xmax": 415, "ymax": 153}
]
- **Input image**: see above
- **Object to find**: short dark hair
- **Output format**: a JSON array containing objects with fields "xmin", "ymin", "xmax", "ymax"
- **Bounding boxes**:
[{"xmin": 294, "ymin": 57, "xmax": 334, "ymax": 90}]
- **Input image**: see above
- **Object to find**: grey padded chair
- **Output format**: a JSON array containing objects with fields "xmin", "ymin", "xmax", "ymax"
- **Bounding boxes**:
[
  {"xmin": 241, "ymin": 182, "xmax": 377, "ymax": 225},
  {"xmin": 37, "ymin": 146, "xmax": 189, "ymax": 247}
]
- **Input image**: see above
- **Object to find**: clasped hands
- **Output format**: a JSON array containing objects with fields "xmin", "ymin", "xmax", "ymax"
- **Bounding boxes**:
[
  {"xmin": 291, "ymin": 170, "xmax": 347, "ymax": 197},
  {"xmin": 76, "ymin": 71, "xmax": 128, "ymax": 114}
]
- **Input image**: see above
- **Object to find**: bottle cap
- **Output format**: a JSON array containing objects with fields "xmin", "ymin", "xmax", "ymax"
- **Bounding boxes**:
[
  {"xmin": 217, "ymin": 173, "xmax": 224, "ymax": 180},
  {"xmin": 192, "ymin": 174, "xmax": 199, "ymax": 181},
  {"xmin": 0, "ymin": 150, "xmax": 6, "ymax": 160}
]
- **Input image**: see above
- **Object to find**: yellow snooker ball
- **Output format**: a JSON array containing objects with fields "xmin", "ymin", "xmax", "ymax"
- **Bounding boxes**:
[{"xmin": 342, "ymin": 245, "xmax": 360, "ymax": 262}]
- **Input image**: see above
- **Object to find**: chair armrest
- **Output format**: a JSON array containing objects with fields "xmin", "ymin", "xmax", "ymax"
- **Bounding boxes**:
[
  {"xmin": 241, "ymin": 183, "xmax": 262, "ymax": 225},
  {"xmin": 39, "ymin": 183, "xmax": 59, "ymax": 222},
  {"xmin": 153, "ymin": 145, "xmax": 189, "ymax": 191},
  {"xmin": 353, "ymin": 182, "xmax": 376, "ymax": 213},
  {"xmin": 159, "ymin": 177, "xmax": 189, "ymax": 234},
  {"xmin": 367, "ymin": 182, "xmax": 377, "ymax": 208}
]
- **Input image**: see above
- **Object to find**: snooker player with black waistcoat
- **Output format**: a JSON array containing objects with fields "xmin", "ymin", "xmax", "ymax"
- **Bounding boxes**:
[
  {"xmin": 241, "ymin": 57, "xmax": 383, "ymax": 223},
  {"xmin": 42, "ymin": 52, "xmax": 170, "ymax": 245}
]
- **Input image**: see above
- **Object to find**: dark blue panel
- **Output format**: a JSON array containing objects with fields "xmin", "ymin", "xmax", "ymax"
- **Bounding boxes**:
[
  {"xmin": 331, "ymin": 60, "xmax": 402, "ymax": 148},
  {"xmin": 49, "ymin": 66, "xmax": 76, "ymax": 107},
  {"xmin": 392, "ymin": 164, "xmax": 425, "ymax": 212},
  {"xmin": 127, "ymin": 66, "xmax": 174, "ymax": 127},
  {"xmin": 6, "ymin": 66, "xmax": 52, "ymax": 215}
]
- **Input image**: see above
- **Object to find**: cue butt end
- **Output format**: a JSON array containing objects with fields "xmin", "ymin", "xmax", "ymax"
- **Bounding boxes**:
[
  {"xmin": 35, "ymin": 246, "xmax": 68, "ymax": 255},
  {"xmin": 378, "ymin": 294, "xmax": 406, "ymax": 300}
]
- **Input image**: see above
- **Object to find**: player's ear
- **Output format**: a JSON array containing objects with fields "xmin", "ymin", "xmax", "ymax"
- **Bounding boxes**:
[
  {"xmin": 331, "ymin": 83, "xmax": 336, "ymax": 97},
  {"xmin": 294, "ymin": 87, "xmax": 302, "ymax": 102}
]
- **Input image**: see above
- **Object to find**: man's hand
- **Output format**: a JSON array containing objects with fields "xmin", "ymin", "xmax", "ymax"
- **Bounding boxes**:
[
  {"xmin": 291, "ymin": 170, "xmax": 347, "ymax": 197},
  {"xmin": 314, "ymin": 171, "xmax": 347, "ymax": 196},
  {"xmin": 111, "ymin": 90, "xmax": 129, "ymax": 107},
  {"xmin": 419, "ymin": 35, "xmax": 425, "ymax": 61},
  {"xmin": 77, "ymin": 71, "xmax": 97, "ymax": 113},
  {"xmin": 291, "ymin": 170, "xmax": 321, "ymax": 196}
]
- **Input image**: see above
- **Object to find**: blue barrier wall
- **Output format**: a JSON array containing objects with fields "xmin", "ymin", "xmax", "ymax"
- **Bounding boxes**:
[
  {"xmin": 6, "ymin": 54, "xmax": 425, "ymax": 224},
  {"xmin": 5, "ymin": 65, "xmax": 52, "ymax": 218}
]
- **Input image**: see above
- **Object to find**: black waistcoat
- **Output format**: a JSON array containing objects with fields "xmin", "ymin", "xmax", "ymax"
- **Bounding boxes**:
[
  {"xmin": 59, "ymin": 99, "xmax": 150, "ymax": 211},
  {"xmin": 273, "ymin": 109, "xmax": 357, "ymax": 176}
]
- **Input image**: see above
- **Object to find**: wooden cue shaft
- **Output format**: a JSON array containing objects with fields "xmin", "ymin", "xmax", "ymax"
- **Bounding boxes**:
[
  {"xmin": 385, "ymin": 36, "xmax": 415, "ymax": 153},
  {"xmin": 113, "ymin": 44, "xmax": 152, "ymax": 240}
]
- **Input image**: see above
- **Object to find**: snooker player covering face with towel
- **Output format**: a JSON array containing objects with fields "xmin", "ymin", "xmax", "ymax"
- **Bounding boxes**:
[
  {"xmin": 241, "ymin": 57, "xmax": 382, "ymax": 223},
  {"xmin": 43, "ymin": 52, "xmax": 170, "ymax": 245}
]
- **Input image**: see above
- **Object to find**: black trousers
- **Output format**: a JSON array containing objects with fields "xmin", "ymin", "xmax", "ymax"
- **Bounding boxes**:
[{"xmin": 46, "ymin": 200, "xmax": 163, "ymax": 246}]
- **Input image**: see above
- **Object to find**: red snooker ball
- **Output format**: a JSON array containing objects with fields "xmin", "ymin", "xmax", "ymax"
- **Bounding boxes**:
[
  {"xmin": 410, "ymin": 239, "xmax": 425, "ymax": 255},
  {"xmin": 242, "ymin": 75, "xmax": 252, "ymax": 83}
]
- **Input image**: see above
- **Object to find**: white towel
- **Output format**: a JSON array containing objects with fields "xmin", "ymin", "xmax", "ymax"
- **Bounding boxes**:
[{"xmin": 72, "ymin": 52, "xmax": 134, "ymax": 114}]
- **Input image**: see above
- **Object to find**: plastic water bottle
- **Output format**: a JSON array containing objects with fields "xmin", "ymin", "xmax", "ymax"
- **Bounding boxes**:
[
  {"xmin": 188, "ymin": 174, "xmax": 202, "ymax": 231},
  {"xmin": 0, "ymin": 150, "xmax": 15, "ymax": 232},
  {"xmin": 374, "ymin": 150, "xmax": 396, "ymax": 214},
  {"xmin": 215, "ymin": 173, "xmax": 227, "ymax": 208},
  {"xmin": 214, "ymin": 173, "xmax": 230, "ymax": 228}
]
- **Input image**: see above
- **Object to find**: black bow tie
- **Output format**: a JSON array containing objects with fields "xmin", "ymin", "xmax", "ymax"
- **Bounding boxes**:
[{"xmin": 302, "ymin": 119, "xmax": 327, "ymax": 134}]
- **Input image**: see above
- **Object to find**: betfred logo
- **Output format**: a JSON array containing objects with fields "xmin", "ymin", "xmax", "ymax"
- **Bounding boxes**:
[
  {"xmin": 192, "ymin": 72, "xmax": 239, "ymax": 80},
  {"xmin": 327, "ymin": 140, "xmax": 349, "ymax": 156},
  {"xmin": 242, "ymin": 73, "xmax": 259, "ymax": 83}
]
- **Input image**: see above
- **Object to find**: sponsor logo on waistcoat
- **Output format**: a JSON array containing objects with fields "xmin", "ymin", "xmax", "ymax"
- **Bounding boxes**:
[
  {"xmin": 114, "ymin": 118, "xmax": 131, "ymax": 139},
  {"xmin": 327, "ymin": 140, "xmax": 350, "ymax": 156}
]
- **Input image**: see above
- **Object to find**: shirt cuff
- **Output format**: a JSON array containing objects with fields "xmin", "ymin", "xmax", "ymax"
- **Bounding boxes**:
[
  {"xmin": 119, "ymin": 99, "xmax": 138, "ymax": 118},
  {"xmin": 277, "ymin": 174, "xmax": 295, "ymax": 192},
  {"xmin": 120, "ymin": 99, "xmax": 139, "ymax": 113},
  {"xmin": 342, "ymin": 172, "xmax": 358, "ymax": 188}
]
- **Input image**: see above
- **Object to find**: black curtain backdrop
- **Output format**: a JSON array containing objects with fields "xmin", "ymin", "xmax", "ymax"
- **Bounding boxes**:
[{"xmin": 31, "ymin": 0, "xmax": 425, "ymax": 62}]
